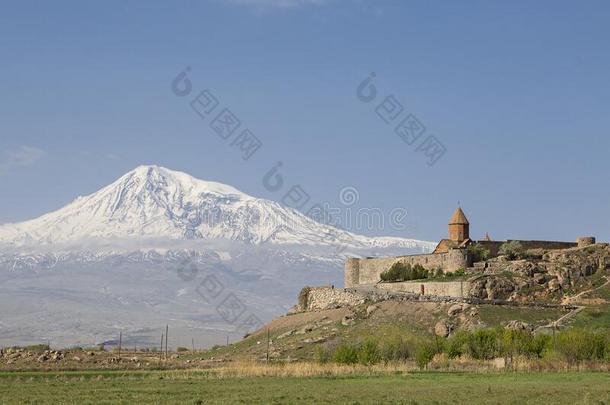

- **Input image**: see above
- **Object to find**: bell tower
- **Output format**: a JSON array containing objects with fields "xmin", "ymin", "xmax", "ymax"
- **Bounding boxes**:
[{"xmin": 448, "ymin": 207, "xmax": 469, "ymax": 242}]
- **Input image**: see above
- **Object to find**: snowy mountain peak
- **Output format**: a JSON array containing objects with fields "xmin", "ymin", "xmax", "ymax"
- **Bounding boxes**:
[
  {"xmin": 0, "ymin": 166, "xmax": 435, "ymax": 252},
  {"xmin": 121, "ymin": 165, "xmax": 248, "ymax": 198}
]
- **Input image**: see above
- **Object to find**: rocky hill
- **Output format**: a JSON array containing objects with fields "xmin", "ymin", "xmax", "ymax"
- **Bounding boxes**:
[
  {"xmin": 467, "ymin": 243, "xmax": 610, "ymax": 302},
  {"xmin": 199, "ymin": 243, "xmax": 610, "ymax": 363}
]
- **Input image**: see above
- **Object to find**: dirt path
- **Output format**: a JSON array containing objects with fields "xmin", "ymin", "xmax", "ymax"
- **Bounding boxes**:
[
  {"xmin": 561, "ymin": 276, "xmax": 610, "ymax": 305},
  {"xmin": 537, "ymin": 276, "xmax": 609, "ymax": 331}
]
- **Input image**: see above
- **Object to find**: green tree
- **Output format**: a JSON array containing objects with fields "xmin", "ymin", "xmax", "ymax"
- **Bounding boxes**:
[
  {"xmin": 467, "ymin": 243, "xmax": 490, "ymax": 262},
  {"xmin": 499, "ymin": 241, "xmax": 525, "ymax": 260},
  {"xmin": 415, "ymin": 341, "xmax": 437, "ymax": 369}
]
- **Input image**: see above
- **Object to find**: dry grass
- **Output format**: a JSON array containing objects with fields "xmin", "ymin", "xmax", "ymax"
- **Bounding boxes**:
[
  {"xmin": 190, "ymin": 356, "xmax": 610, "ymax": 379},
  {"xmin": 210, "ymin": 361, "xmax": 410, "ymax": 378}
]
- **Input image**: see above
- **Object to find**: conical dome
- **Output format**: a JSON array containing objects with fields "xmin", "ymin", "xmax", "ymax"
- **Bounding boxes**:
[{"xmin": 449, "ymin": 207, "xmax": 469, "ymax": 225}]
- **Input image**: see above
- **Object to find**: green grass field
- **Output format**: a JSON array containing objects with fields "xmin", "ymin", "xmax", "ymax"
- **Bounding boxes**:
[{"xmin": 1, "ymin": 370, "xmax": 609, "ymax": 404}]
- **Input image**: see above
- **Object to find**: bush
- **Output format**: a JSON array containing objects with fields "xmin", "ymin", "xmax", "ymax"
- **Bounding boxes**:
[
  {"xmin": 333, "ymin": 343, "xmax": 359, "ymax": 364},
  {"xmin": 380, "ymin": 262, "xmax": 430, "ymax": 282},
  {"xmin": 467, "ymin": 243, "xmax": 490, "ymax": 262},
  {"xmin": 526, "ymin": 333, "xmax": 551, "ymax": 359},
  {"xmin": 453, "ymin": 267, "xmax": 466, "ymax": 276},
  {"xmin": 499, "ymin": 241, "xmax": 525, "ymax": 260},
  {"xmin": 412, "ymin": 264, "xmax": 427, "ymax": 280},
  {"xmin": 380, "ymin": 263, "xmax": 406, "ymax": 282},
  {"xmin": 500, "ymin": 329, "xmax": 549, "ymax": 361},
  {"xmin": 380, "ymin": 337, "xmax": 413, "ymax": 362},
  {"xmin": 358, "ymin": 339, "xmax": 381, "ymax": 365},
  {"xmin": 176, "ymin": 347, "xmax": 189, "ymax": 352},
  {"xmin": 467, "ymin": 328, "xmax": 500, "ymax": 360},
  {"xmin": 446, "ymin": 331, "xmax": 470, "ymax": 359},
  {"xmin": 415, "ymin": 341, "xmax": 437, "ymax": 369},
  {"xmin": 553, "ymin": 328, "xmax": 607, "ymax": 365},
  {"xmin": 24, "ymin": 344, "xmax": 50, "ymax": 353},
  {"xmin": 314, "ymin": 345, "xmax": 331, "ymax": 364}
]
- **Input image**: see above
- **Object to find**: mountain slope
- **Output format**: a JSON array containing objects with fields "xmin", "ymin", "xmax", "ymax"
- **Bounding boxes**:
[{"xmin": 0, "ymin": 165, "xmax": 435, "ymax": 252}]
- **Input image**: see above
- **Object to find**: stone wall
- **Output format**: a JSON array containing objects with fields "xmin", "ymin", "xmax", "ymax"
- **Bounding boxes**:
[
  {"xmin": 344, "ymin": 249, "xmax": 468, "ymax": 287},
  {"xmin": 476, "ymin": 240, "xmax": 578, "ymax": 257},
  {"xmin": 304, "ymin": 287, "xmax": 365, "ymax": 311},
  {"xmin": 577, "ymin": 237, "xmax": 596, "ymax": 247},
  {"xmin": 344, "ymin": 238, "xmax": 587, "ymax": 288},
  {"xmin": 376, "ymin": 280, "xmax": 472, "ymax": 298}
]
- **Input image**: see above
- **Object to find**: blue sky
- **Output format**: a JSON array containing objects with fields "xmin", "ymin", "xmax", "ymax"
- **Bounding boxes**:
[{"xmin": 1, "ymin": 0, "xmax": 609, "ymax": 242}]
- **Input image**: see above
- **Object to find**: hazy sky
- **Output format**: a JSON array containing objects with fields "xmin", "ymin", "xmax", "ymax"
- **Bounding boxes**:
[{"xmin": 1, "ymin": 0, "xmax": 609, "ymax": 242}]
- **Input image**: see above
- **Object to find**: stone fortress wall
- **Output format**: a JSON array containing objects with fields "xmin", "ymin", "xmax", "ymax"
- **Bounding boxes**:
[
  {"xmin": 344, "ymin": 206, "xmax": 597, "ymax": 290},
  {"xmin": 345, "ymin": 250, "xmax": 468, "ymax": 288},
  {"xmin": 345, "ymin": 239, "xmax": 591, "ymax": 288},
  {"xmin": 474, "ymin": 240, "xmax": 578, "ymax": 257},
  {"xmin": 375, "ymin": 280, "xmax": 471, "ymax": 297}
]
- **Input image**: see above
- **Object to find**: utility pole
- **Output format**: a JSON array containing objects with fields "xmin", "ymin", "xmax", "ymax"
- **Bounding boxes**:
[
  {"xmin": 118, "ymin": 331, "xmax": 122, "ymax": 359},
  {"xmin": 226, "ymin": 335, "xmax": 229, "ymax": 347},
  {"xmin": 266, "ymin": 329, "xmax": 270, "ymax": 362},
  {"xmin": 165, "ymin": 324, "xmax": 169, "ymax": 359},
  {"xmin": 159, "ymin": 333, "xmax": 164, "ymax": 362},
  {"xmin": 192, "ymin": 338, "xmax": 195, "ymax": 352}
]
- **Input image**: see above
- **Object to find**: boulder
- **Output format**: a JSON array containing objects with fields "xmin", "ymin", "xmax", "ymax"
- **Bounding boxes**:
[
  {"xmin": 505, "ymin": 320, "xmax": 534, "ymax": 332},
  {"xmin": 366, "ymin": 305, "xmax": 378, "ymax": 317},
  {"xmin": 341, "ymin": 315, "xmax": 355, "ymax": 326},
  {"xmin": 469, "ymin": 276, "xmax": 515, "ymax": 300},
  {"xmin": 434, "ymin": 320, "xmax": 452, "ymax": 337},
  {"xmin": 548, "ymin": 278, "xmax": 561, "ymax": 292},
  {"xmin": 448, "ymin": 303, "xmax": 469, "ymax": 316},
  {"xmin": 506, "ymin": 260, "xmax": 539, "ymax": 277},
  {"xmin": 277, "ymin": 329, "xmax": 295, "ymax": 339}
]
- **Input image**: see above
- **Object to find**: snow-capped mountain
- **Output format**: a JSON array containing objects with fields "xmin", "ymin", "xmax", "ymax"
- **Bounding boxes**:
[
  {"xmin": 0, "ymin": 165, "xmax": 435, "ymax": 252},
  {"xmin": 0, "ymin": 165, "xmax": 435, "ymax": 348}
]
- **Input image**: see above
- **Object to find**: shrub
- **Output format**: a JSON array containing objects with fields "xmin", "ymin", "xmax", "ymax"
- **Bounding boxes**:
[
  {"xmin": 380, "ymin": 340, "xmax": 408, "ymax": 363},
  {"xmin": 24, "ymin": 344, "xmax": 50, "ymax": 353},
  {"xmin": 333, "ymin": 343, "xmax": 359, "ymax": 364},
  {"xmin": 445, "ymin": 331, "xmax": 470, "ymax": 359},
  {"xmin": 176, "ymin": 347, "xmax": 189, "ymax": 352},
  {"xmin": 412, "ymin": 264, "xmax": 428, "ymax": 280},
  {"xmin": 380, "ymin": 263, "xmax": 407, "ymax": 282},
  {"xmin": 467, "ymin": 243, "xmax": 490, "ymax": 262},
  {"xmin": 433, "ymin": 267, "xmax": 444, "ymax": 278},
  {"xmin": 499, "ymin": 241, "xmax": 525, "ymax": 260},
  {"xmin": 553, "ymin": 329, "xmax": 607, "ymax": 365},
  {"xmin": 500, "ymin": 329, "xmax": 543, "ymax": 360},
  {"xmin": 467, "ymin": 328, "xmax": 500, "ymax": 360},
  {"xmin": 415, "ymin": 341, "xmax": 437, "ymax": 369},
  {"xmin": 314, "ymin": 345, "xmax": 331, "ymax": 364},
  {"xmin": 380, "ymin": 262, "xmax": 430, "ymax": 282},
  {"xmin": 527, "ymin": 333, "xmax": 552, "ymax": 359},
  {"xmin": 453, "ymin": 267, "xmax": 466, "ymax": 277},
  {"xmin": 358, "ymin": 339, "xmax": 381, "ymax": 365}
]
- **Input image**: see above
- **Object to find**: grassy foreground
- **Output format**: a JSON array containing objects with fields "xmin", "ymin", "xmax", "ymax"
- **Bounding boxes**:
[{"xmin": 1, "ymin": 369, "xmax": 609, "ymax": 404}]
